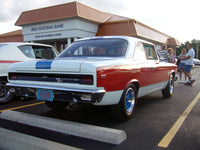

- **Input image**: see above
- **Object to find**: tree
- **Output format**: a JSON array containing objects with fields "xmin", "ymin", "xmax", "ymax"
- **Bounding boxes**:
[{"xmin": 176, "ymin": 39, "xmax": 199, "ymax": 59}]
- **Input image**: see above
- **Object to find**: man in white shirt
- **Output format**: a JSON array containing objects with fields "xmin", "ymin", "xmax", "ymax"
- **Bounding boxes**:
[{"xmin": 180, "ymin": 43, "xmax": 195, "ymax": 85}]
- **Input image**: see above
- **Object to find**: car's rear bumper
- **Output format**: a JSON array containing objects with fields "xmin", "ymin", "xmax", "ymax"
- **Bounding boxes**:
[{"xmin": 7, "ymin": 83, "xmax": 105, "ymax": 103}]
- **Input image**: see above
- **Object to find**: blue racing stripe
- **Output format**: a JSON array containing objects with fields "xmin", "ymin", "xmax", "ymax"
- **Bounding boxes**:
[{"xmin": 36, "ymin": 60, "xmax": 53, "ymax": 69}]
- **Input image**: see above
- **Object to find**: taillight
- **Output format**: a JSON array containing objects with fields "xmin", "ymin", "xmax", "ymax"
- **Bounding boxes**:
[
  {"xmin": 80, "ymin": 75, "xmax": 93, "ymax": 85},
  {"xmin": 9, "ymin": 73, "xmax": 18, "ymax": 80}
]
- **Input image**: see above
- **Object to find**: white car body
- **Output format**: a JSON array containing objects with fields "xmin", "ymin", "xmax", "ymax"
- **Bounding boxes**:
[
  {"xmin": 0, "ymin": 42, "xmax": 58, "ymax": 77},
  {"xmin": 0, "ymin": 42, "xmax": 59, "ymax": 102},
  {"xmin": 193, "ymin": 58, "xmax": 200, "ymax": 65}
]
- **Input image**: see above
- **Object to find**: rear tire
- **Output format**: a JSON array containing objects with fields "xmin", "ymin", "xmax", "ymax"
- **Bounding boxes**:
[
  {"xmin": 114, "ymin": 84, "xmax": 137, "ymax": 121},
  {"xmin": 0, "ymin": 81, "xmax": 14, "ymax": 103}
]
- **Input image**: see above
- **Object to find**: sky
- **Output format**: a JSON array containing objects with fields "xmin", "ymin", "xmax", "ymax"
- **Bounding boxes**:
[{"xmin": 0, "ymin": 0, "xmax": 199, "ymax": 43}]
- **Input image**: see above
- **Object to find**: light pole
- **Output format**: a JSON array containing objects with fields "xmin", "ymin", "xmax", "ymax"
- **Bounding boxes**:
[
  {"xmin": 193, "ymin": 39, "xmax": 200, "ymax": 59},
  {"xmin": 197, "ymin": 43, "xmax": 199, "ymax": 59}
]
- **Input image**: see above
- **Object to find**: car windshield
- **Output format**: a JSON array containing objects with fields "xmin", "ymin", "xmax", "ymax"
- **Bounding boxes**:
[
  {"xmin": 18, "ymin": 45, "xmax": 58, "ymax": 59},
  {"xmin": 58, "ymin": 38, "xmax": 128, "ymax": 58}
]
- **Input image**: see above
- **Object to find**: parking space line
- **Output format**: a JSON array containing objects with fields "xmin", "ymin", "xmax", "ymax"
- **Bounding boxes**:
[
  {"xmin": 158, "ymin": 92, "xmax": 200, "ymax": 148},
  {"xmin": 0, "ymin": 101, "xmax": 45, "ymax": 113}
]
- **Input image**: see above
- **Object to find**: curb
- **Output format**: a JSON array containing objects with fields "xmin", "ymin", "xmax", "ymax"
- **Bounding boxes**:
[
  {"xmin": 0, "ymin": 110, "xmax": 126, "ymax": 145},
  {"xmin": 0, "ymin": 127, "xmax": 82, "ymax": 150}
]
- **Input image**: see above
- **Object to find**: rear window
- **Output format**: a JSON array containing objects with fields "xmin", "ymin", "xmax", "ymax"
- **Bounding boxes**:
[
  {"xmin": 58, "ymin": 38, "xmax": 128, "ymax": 58},
  {"xmin": 18, "ymin": 45, "xmax": 57, "ymax": 59}
]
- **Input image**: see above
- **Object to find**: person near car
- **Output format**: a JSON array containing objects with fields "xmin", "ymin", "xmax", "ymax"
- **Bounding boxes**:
[
  {"xmin": 178, "ymin": 48, "xmax": 187, "ymax": 83},
  {"xmin": 167, "ymin": 48, "xmax": 176, "ymax": 64},
  {"xmin": 180, "ymin": 43, "xmax": 195, "ymax": 85},
  {"xmin": 160, "ymin": 45, "xmax": 170, "ymax": 62}
]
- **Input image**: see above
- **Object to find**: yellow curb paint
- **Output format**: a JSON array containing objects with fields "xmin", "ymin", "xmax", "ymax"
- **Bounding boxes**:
[
  {"xmin": 158, "ymin": 92, "xmax": 200, "ymax": 148},
  {"xmin": 0, "ymin": 101, "xmax": 45, "ymax": 113}
]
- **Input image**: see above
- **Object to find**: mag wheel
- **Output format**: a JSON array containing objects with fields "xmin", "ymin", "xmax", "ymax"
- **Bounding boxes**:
[{"xmin": 115, "ymin": 84, "xmax": 137, "ymax": 121}]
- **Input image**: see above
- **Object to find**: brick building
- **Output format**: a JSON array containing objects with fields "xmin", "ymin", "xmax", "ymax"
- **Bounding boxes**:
[{"xmin": 0, "ymin": 1, "xmax": 180, "ymax": 52}]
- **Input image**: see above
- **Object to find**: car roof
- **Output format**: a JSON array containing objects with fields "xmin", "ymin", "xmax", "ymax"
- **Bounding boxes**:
[
  {"xmin": 0, "ymin": 42, "xmax": 52, "ymax": 47},
  {"xmin": 76, "ymin": 36, "xmax": 154, "ymax": 45}
]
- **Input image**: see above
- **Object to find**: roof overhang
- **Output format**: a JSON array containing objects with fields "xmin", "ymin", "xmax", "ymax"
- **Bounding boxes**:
[{"xmin": 97, "ymin": 20, "xmax": 180, "ymax": 46}]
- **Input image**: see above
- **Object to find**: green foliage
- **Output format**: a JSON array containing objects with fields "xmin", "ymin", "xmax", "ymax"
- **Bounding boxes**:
[{"xmin": 176, "ymin": 39, "xmax": 199, "ymax": 59}]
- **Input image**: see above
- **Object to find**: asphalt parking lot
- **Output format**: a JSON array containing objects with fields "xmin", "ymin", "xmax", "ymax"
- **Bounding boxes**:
[{"xmin": 0, "ymin": 66, "xmax": 200, "ymax": 150}]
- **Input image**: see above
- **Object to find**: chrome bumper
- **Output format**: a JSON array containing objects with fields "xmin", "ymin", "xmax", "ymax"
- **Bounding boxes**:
[{"xmin": 7, "ymin": 83, "xmax": 105, "ymax": 103}]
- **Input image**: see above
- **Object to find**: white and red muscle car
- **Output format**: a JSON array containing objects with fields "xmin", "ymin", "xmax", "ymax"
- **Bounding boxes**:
[{"xmin": 7, "ymin": 36, "xmax": 177, "ymax": 120}]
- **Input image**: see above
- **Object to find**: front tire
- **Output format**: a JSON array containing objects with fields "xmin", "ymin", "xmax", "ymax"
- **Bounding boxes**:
[
  {"xmin": 162, "ymin": 74, "xmax": 174, "ymax": 98},
  {"xmin": 114, "ymin": 84, "xmax": 137, "ymax": 121}
]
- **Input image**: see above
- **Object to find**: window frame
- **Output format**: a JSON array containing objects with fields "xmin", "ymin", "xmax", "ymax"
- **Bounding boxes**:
[{"xmin": 143, "ymin": 43, "xmax": 159, "ymax": 61}]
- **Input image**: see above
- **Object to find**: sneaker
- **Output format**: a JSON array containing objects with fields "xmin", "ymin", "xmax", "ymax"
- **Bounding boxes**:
[
  {"xmin": 185, "ymin": 81, "xmax": 192, "ymax": 86},
  {"xmin": 190, "ymin": 79, "xmax": 195, "ymax": 85},
  {"xmin": 183, "ymin": 81, "xmax": 187, "ymax": 84},
  {"xmin": 178, "ymin": 80, "xmax": 183, "ymax": 84}
]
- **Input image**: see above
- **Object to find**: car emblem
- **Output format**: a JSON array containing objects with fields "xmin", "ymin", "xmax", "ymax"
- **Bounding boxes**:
[
  {"xmin": 41, "ymin": 75, "xmax": 48, "ymax": 79},
  {"xmin": 56, "ymin": 78, "xmax": 63, "ymax": 83}
]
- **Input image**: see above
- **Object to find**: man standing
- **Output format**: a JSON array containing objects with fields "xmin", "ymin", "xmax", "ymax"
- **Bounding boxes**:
[
  {"xmin": 181, "ymin": 43, "xmax": 195, "ymax": 85},
  {"xmin": 160, "ymin": 45, "xmax": 170, "ymax": 62}
]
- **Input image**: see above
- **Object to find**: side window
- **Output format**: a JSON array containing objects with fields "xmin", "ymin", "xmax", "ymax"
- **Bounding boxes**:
[
  {"xmin": 18, "ymin": 45, "xmax": 35, "ymax": 58},
  {"xmin": 134, "ymin": 42, "xmax": 146, "ymax": 60},
  {"xmin": 144, "ymin": 44, "xmax": 158, "ymax": 60},
  {"xmin": 18, "ymin": 45, "xmax": 57, "ymax": 59}
]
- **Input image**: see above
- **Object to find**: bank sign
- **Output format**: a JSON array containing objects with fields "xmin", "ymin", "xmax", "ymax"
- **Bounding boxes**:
[
  {"xmin": 31, "ymin": 24, "xmax": 64, "ymax": 32},
  {"xmin": 22, "ymin": 19, "xmax": 98, "ymax": 41}
]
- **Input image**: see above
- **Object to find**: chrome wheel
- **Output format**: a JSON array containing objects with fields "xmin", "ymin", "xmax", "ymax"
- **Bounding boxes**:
[
  {"xmin": 162, "ymin": 74, "xmax": 174, "ymax": 98},
  {"xmin": 169, "ymin": 75, "xmax": 174, "ymax": 95},
  {"xmin": 113, "ymin": 84, "xmax": 137, "ymax": 120},
  {"xmin": 125, "ymin": 88, "xmax": 136, "ymax": 113}
]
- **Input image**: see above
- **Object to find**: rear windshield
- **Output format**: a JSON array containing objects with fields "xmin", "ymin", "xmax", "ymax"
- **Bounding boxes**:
[
  {"xmin": 18, "ymin": 45, "xmax": 57, "ymax": 59},
  {"xmin": 58, "ymin": 38, "xmax": 128, "ymax": 58}
]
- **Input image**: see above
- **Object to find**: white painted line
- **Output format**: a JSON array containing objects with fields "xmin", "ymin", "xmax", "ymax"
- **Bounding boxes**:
[
  {"xmin": 0, "ymin": 127, "xmax": 82, "ymax": 150},
  {"xmin": 0, "ymin": 110, "xmax": 126, "ymax": 145}
]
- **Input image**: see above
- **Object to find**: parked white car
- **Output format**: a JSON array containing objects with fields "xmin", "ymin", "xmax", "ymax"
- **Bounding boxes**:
[
  {"xmin": 7, "ymin": 36, "xmax": 177, "ymax": 120},
  {"xmin": 0, "ymin": 42, "xmax": 59, "ymax": 103},
  {"xmin": 193, "ymin": 58, "xmax": 200, "ymax": 65}
]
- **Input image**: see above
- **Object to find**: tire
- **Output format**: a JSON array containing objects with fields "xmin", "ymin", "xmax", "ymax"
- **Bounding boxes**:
[
  {"xmin": 0, "ymin": 81, "xmax": 14, "ymax": 103},
  {"xmin": 162, "ymin": 74, "xmax": 174, "ymax": 98},
  {"xmin": 114, "ymin": 84, "xmax": 138, "ymax": 121},
  {"xmin": 45, "ymin": 101, "xmax": 68, "ymax": 112}
]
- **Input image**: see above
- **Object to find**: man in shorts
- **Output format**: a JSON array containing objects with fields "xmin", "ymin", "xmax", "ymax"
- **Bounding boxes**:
[{"xmin": 180, "ymin": 43, "xmax": 195, "ymax": 85}]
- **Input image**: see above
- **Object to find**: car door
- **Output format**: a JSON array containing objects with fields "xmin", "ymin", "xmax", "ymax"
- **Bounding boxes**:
[
  {"xmin": 132, "ymin": 42, "xmax": 158, "ymax": 97},
  {"xmin": 143, "ymin": 44, "xmax": 167, "ymax": 89}
]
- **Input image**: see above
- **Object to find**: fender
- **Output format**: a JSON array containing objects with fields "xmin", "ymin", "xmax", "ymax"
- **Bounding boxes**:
[{"xmin": 125, "ymin": 79, "xmax": 140, "ymax": 91}]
